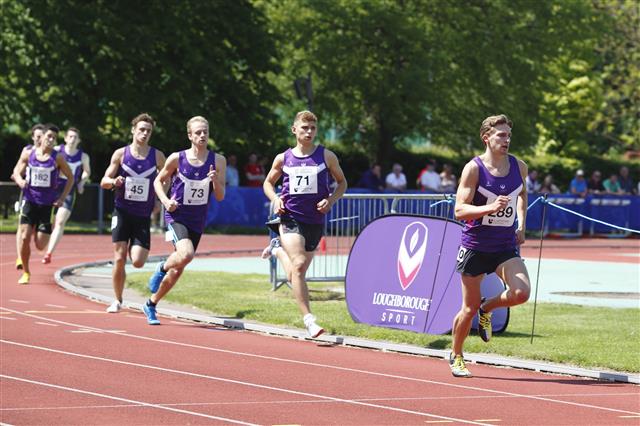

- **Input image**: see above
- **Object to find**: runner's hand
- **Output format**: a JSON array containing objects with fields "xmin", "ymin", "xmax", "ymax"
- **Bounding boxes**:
[
  {"xmin": 490, "ymin": 196, "xmax": 510, "ymax": 214},
  {"xmin": 207, "ymin": 165, "xmax": 217, "ymax": 183},
  {"xmin": 316, "ymin": 198, "xmax": 332, "ymax": 214},
  {"xmin": 164, "ymin": 194, "xmax": 179, "ymax": 212},
  {"xmin": 113, "ymin": 176, "xmax": 125, "ymax": 188}
]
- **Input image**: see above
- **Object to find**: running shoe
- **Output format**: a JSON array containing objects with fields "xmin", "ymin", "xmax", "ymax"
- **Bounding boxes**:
[
  {"xmin": 261, "ymin": 237, "xmax": 281, "ymax": 259},
  {"xmin": 478, "ymin": 297, "xmax": 492, "ymax": 342},
  {"xmin": 303, "ymin": 313, "xmax": 324, "ymax": 338},
  {"xmin": 148, "ymin": 261, "xmax": 166, "ymax": 294},
  {"xmin": 18, "ymin": 272, "xmax": 30, "ymax": 285},
  {"xmin": 106, "ymin": 300, "xmax": 122, "ymax": 313},
  {"xmin": 449, "ymin": 353, "xmax": 472, "ymax": 378},
  {"xmin": 42, "ymin": 253, "xmax": 52, "ymax": 264},
  {"xmin": 16, "ymin": 258, "xmax": 23, "ymax": 270},
  {"xmin": 143, "ymin": 302, "xmax": 160, "ymax": 325}
]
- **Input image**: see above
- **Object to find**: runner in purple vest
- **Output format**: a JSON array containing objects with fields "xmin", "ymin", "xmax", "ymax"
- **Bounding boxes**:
[
  {"xmin": 43, "ymin": 127, "xmax": 91, "ymax": 264},
  {"xmin": 143, "ymin": 116, "xmax": 226, "ymax": 325},
  {"xmin": 450, "ymin": 114, "xmax": 530, "ymax": 378},
  {"xmin": 100, "ymin": 113, "xmax": 166, "ymax": 313},
  {"xmin": 12, "ymin": 124, "xmax": 45, "ymax": 271},
  {"xmin": 11, "ymin": 124, "xmax": 74, "ymax": 284},
  {"xmin": 262, "ymin": 111, "xmax": 347, "ymax": 338}
]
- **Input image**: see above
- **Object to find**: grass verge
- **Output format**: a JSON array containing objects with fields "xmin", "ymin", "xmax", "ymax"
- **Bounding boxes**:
[{"xmin": 126, "ymin": 270, "xmax": 639, "ymax": 373}]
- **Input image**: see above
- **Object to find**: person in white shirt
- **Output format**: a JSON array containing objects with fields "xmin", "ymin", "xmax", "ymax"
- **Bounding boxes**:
[
  {"xmin": 385, "ymin": 163, "xmax": 407, "ymax": 192},
  {"xmin": 417, "ymin": 160, "xmax": 441, "ymax": 192}
]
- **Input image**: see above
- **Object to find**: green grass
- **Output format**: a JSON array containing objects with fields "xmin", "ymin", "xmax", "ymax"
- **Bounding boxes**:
[{"xmin": 127, "ymin": 271, "xmax": 640, "ymax": 373}]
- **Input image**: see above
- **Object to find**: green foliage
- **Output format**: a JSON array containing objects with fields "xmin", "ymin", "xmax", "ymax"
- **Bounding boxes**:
[{"xmin": 1, "ymin": 0, "xmax": 282, "ymax": 178}]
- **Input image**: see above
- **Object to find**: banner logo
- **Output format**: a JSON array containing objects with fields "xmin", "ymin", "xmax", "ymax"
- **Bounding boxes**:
[{"xmin": 397, "ymin": 221, "xmax": 428, "ymax": 290}]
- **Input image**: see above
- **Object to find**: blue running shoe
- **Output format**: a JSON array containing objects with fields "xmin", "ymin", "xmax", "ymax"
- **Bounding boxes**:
[
  {"xmin": 143, "ymin": 302, "xmax": 160, "ymax": 325},
  {"xmin": 148, "ymin": 261, "xmax": 166, "ymax": 293}
]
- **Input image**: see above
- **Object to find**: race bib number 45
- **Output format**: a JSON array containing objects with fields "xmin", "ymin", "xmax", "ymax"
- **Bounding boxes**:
[
  {"xmin": 124, "ymin": 176, "xmax": 150, "ymax": 202},
  {"xmin": 290, "ymin": 166, "xmax": 318, "ymax": 194}
]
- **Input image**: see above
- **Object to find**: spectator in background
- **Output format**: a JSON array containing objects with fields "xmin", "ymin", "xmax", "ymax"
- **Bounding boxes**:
[
  {"xmin": 417, "ymin": 160, "xmax": 441, "ymax": 192},
  {"xmin": 587, "ymin": 170, "xmax": 605, "ymax": 194},
  {"xmin": 439, "ymin": 163, "xmax": 457, "ymax": 193},
  {"xmin": 244, "ymin": 153, "xmax": 265, "ymax": 187},
  {"xmin": 226, "ymin": 154, "xmax": 239, "ymax": 187},
  {"xmin": 525, "ymin": 170, "xmax": 541, "ymax": 193},
  {"xmin": 618, "ymin": 166, "xmax": 634, "ymax": 195},
  {"xmin": 385, "ymin": 163, "xmax": 407, "ymax": 192},
  {"xmin": 603, "ymin": 173, "xmax": 624, "ymax": 195},
  {"xmin": 539, "ymin": 174, "xmax": 560, "ymax": 194},
  {"xmin": 569, "ymin": 169, "xmax": 588, "ymax": 198},
  {"xmin": 357, "ymin": 163, "xmax": 385, "ymax": 192}
]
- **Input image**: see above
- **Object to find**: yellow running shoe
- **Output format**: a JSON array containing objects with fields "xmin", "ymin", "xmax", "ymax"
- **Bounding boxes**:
[
  {"xmin": 449, "ymin": 354, "xmax": 472, "ymax": 378},
  {"xmin": 478, "ymin": 298, "xmax": 493, "ymax": 342},
  {"xmin": 18, "ymin": 272, "xmax": 30, "ymax": 285},
  {"xmin": 16, "ymin": 258, "xmax": 23, "ymax": 270}
]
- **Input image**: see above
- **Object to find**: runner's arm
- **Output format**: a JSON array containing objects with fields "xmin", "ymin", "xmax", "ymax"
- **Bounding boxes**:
[{"xmin": 100, "ymin": 148, "xmax": 124, "ymax": 189}]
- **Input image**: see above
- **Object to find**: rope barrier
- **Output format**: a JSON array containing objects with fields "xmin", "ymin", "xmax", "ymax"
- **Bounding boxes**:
[{"xmin": 541, "ymin": 197, "xmax": 640, "ymax": 235}]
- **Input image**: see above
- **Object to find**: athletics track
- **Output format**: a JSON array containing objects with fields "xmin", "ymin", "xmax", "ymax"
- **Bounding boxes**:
[{"xmin": 1, "ymin": 233, "xmax": 639, "ymax": 425}]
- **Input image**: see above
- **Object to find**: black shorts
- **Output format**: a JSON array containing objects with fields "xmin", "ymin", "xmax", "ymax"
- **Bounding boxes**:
[
  {"xmin": 166, "ymin": 222, "xmax": 202, "ymax": 251},
  {"xmin": 270, "ymin": 216, "xmax": 324, "ymax": 252},
  {"xmin": 456, "ymin": 246, "xmax": 520, "ymax": 277},
  {"xmin": 111, "ymin": 207, "xmax": 151, "ymax": 250},
  {"xmin": 19, "ymin": 200, "xmax": 53, "ymax": 234}
]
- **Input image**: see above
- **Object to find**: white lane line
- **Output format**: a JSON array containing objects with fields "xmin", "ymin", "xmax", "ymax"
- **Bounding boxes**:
[
  {"xmin": 0, "ymin": 317, "xmax": 16, "ymax": 321},
  {"xmin": 3, "ymin": 391, "xmax": 639, "ymax": 412},
  {"xmin": 3, "ymin": 307, "xmax": 639, "ymax": 416},
  {"xmin": 34, "ymin": 322, "xmax": 58, "ymax": 327},
  {"xmin": 0, "ymin": 374, "xmax": 256, "ymax": 425},
  {"xmin": 2, "ymin": 340, "xmax": 491, "ymax": 426},
  {"xmin": 8, "ymin": 300, "xmax": 29, "ymax": 304},
  {"xmin": 45, "ymin": 304, "xmax": 67, "ymax": 309}
]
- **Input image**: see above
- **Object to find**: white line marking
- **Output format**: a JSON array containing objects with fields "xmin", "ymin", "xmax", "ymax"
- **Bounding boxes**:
[
  {"xmin": 2, "ymin": 307, "xmax": 639, "ymax": 416},
  {"xmin": 8, "ymin": 300, "xmax": 29, "ymax": 304},
  {"xmin": 45, "ymin": 304, "xmax": 67, "ymax": 309},
  {"xmin": 78, "ymin": 273, "xmax": 111, "ymax": 278},
  {"xmin": 0, "ymin": 317, "xmax": 16, "ymax": 321},
  {"xmin": 0, "ymin": 374, "xmax": 256, "ymax": 425},
  {"xmin": 1, "ymin": 340, "xmax": 491, "ymax": 425},
  {"xmin": 34, "ymin": 322, "xmax": 58, "ymax": 327}
]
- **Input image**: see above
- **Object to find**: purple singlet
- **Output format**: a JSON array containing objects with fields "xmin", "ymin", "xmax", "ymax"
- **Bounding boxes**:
[
  {"xmin": 24, "ymin": 149, "xmax": 59, "ymax": 206},
  {"xmin": 164, "ymin": 150, "xmax": 216, "ymax": 234},
  {"xmin": 56, "ymin": 146, "xmax": 83, "ymax": 190},
  {"xmin": 114, "ymin": 145, "xmax": 157, "ymax": 217},
  {"xmin": 281, "ymin": 145, "xmax": 330, "ymax": 225},
  {"xmin": 460, "ymin": 155, "xmax": 523, "ymax": 252}
]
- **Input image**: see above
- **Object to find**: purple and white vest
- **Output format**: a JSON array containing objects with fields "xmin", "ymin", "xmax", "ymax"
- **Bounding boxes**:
[
  {"xmin": 114, "ymin": 145, "xmax": 157, "ymax": 217},
  {"xmin": 56, "ymin": 146, "xmax": 83, "ymax": 190},
  {"xmin": 460, "ymin": 155, "xmax": 523, "ymax": 252},
  {"xmin": 165, "ymin": 150, "xmax": 216, "ymax": 234},
  {"xmin": 281, "ymin": 145, "xmax": 330, "ymax": 225},
  {"xmin": 24, "ymin": 149, "xmax": 59, "ymax": 206}
]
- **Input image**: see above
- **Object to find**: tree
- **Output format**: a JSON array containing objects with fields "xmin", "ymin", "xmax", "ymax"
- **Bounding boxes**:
[
  {"xmin": 0, "ymin": 0, "xmax": 282, "ymax": 178},
  {"xmin": 260, "ymin": 0, "xmax": 613, "ymax": 164}
]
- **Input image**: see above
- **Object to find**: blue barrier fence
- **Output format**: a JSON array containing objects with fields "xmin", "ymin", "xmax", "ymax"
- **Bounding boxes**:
[{"xmin": 206, "ymin": 188, "xmax": 639, "ymax": 236}]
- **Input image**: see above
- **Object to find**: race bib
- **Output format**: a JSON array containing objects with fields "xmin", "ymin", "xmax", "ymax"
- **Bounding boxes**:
[
  {"xmin": 482, "ymin": 195, "xmax": 517, "ymax": 227},
  {"xmin": 124, "ymin": 176, "xmax": 150, "ymax": 202},
  {"xmin": 289, "ymin": 166, "xmax": 318, "ymax": 194},
  {"xmin": 30, "ymin": 166, "xmax": 52, "ymax": 188},
  {"xmin": 183, "ymin": 178, "xmax": 210, "ymax": 205}
]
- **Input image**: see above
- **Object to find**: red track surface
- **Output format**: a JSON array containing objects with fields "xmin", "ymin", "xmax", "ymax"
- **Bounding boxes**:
[{"xmin": 1, "ymin": 234, "xmax": 639, "ymax": 425}]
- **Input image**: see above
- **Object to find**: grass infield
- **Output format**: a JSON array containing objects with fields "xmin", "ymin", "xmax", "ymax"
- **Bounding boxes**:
[{"xmin": 127, "ymin": 270, "xmax": 639, "ymax": 373}]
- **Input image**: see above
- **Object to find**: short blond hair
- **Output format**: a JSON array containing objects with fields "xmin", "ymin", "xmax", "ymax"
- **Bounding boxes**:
[
  {"xmin": 479, "ymin": 114, "xmax": 512, "ymax": 140},
  {"xmin": 293, "ymin": 110, "xmax": 317, "ymax": 125},
  {"xmin": 187, "ymin": 116, "xmax": 209, "ymax": 133}
]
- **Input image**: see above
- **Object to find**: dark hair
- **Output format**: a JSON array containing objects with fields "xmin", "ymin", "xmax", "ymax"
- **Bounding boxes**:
[
  {"xmin": 43, "ymin": 123, "xmax": 60, "ymax": 133},
  {"xmin": 479, "ymin": 114, "xmax": 513, "ymax": 140},
  {"xmin": 131, "ymin": 113, "xmax": 156, "ymax": 129},
  {"xmin": 30, "ymin": 123, "xmax": 44, "ymax": 135}
]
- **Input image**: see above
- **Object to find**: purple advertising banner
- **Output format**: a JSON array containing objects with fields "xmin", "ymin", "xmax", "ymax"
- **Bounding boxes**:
[{"xmin": 345, "ymin": 215, "xmax": 508, "ymax": 335}]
